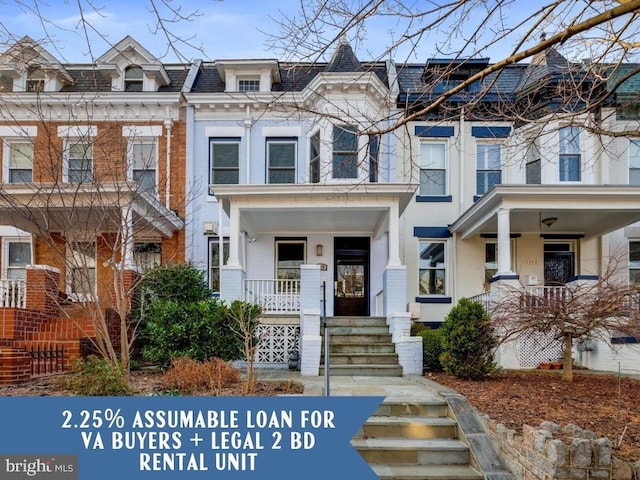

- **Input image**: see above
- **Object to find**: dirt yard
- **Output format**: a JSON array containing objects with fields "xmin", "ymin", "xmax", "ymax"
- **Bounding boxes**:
[{"xmin": 427, "ymin": 370, "xmax": 640, "ymax": 462}]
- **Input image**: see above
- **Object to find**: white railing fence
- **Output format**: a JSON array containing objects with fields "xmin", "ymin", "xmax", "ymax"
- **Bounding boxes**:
[
  {"xmin": 0, "ymin": 279, "xmax": 27, "ymax": 308},
  {"xmin": 244, "ymin": 279, "xmax": 300, "ymax": 314}
]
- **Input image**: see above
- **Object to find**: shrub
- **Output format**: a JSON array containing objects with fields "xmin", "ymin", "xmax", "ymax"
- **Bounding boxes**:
[
  {"xmin": 137, "ymin": 263, "xmax": 211, "ymax": 305},
  {"xmin": 160, "ymin": 357, "xmax": 241, "ymax": 395},
  {"xmin": 142, "ymin": 298, "xmax": 242, "ymax": 368},
  {"xmin": 411, "ymin": 321, "xmax": 429, "ymax": 335},
  {"xmin": 417, "ymin": 328, "xmax": 444, "ymax": 371},
  {"xmin": 61, "ymin": 356, "xmax": 131, "ymax": 396},
  {"xmin": 439, "ymin": 298, "xmax": 497, "ymax": 379}
]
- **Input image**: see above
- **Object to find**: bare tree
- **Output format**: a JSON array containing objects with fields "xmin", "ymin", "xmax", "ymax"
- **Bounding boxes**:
[{"xmin": 490, "ymin": 258, "xmax": 640, "ymax": 381}]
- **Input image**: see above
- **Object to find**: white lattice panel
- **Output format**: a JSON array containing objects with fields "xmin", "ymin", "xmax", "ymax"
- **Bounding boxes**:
[
  {"xmin": 256, "ymin": 325, "xmax": 300, "ymax": 364},
  {"xmin": 517, "ymin": 332, "xmax": 564, "ymax": 368}
]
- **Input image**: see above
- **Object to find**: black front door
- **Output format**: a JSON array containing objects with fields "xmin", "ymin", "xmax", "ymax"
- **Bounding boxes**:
[
  {"xmin": 334, "ymin": 237, "xmax": 369, "ymax": 316},
  {"xmin": 544, "ymin": 252, "xmax": 575, "ymax": 285}
]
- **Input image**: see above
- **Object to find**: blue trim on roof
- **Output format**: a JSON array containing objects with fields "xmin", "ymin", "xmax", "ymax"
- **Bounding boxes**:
[
  {"xmin": 490, "ymin": 274, "xmax": 520, "ymax": 282},
  {"xmin": 415, "ymin": 296, "xmax": 452, "ymax": 304},
  {"xmin": 611, "ymin": 336, "xmax": 638, "ymax": 345},
  {"xmin": 416, "ymin": 195, "xmax": 453, "ymax": 203},
  {"xmin": 415, "ymin": 126, "xmax": 455, "ymax": 137},
  {"xmin": 414, "ymin": 227, "xmax": 451, "ymax": 238},
  {"xmin": 471, "ymin": 126, "xmax": 511, "ymax": 138}
]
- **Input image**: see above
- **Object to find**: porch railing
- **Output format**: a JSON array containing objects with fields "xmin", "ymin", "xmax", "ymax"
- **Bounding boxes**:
[
  {"xmin": 0, "ymin": 279, "xmax": 26, "ymax": 308},
  {"xmin": 468, "ymin": 291, "xmax": 491, "ymax": 313},
  {"xmin": 244, "ymin": 279, "xmax": 300, "ymax": 314},
  {"xmin": 524, "ymin": 285, "xmax": 568, "ymax": 306}
]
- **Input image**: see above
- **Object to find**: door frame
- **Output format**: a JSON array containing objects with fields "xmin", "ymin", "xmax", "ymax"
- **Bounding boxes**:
[{"xmin": 333, "ymin": 237, "xmax": 370, "ymax": 316}]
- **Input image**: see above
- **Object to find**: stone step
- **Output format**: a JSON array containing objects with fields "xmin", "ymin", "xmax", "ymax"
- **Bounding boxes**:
[
  {"xmin": 318, "ymin": 364, "xmax": 403, "ymax": 376},
  {"xmin": 325, "ymin": 317, "xmax": 388, "ymax": 327},
  {"xmin": 326, "ymin": 333, "xmax": 393, "ymax": 344},
  {"xmin": 373, "ymin": 401, "xmax": 450, "ymax": 418},
  {"xmin": 326, "ymin": 325, "xmax": 391, "ymax": 335},
  {"xmin": 369, "ymin": 464, "xmax": 483, "ymax": 480},
  {"xmin": 321, "ymin": 353, "xmax": 399, "ymax": 365},
  {"xmin": 357, "ymin": 416, "xmax": 458, "ymax": 439},
  {"xmin": 352, "ymin": 438, "xmax": 470, "ymax": 465},
  {"xmin": 329, "ymin": 343, "xmax": 396, "ymax": 354}
]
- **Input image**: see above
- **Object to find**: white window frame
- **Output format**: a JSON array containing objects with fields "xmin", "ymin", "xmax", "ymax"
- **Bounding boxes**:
[
  {"xmin": 124, "ymin": 65, "xmax": 144, "ymax": 92},
  {"xmin": 67, "ymin": 241, "xmax": 97, "ymax": 301},
  {"xmin": 309, "ymin": 130, "xmax": 321, "ymax": 184},
  {"xmin": 476, "ymin": 143, "xmax": 502, "ymax": 195},
  {"xmin": 559, "ymin": 126, "xmax": 581, "ymax": 182},
  {"xmin": 419, "ymin": 141, "xmax": 448, "ymax": 196},
  {"xmin": 418, "ymin": 239, "xmax": 447, "ymax": 296},
  {"xmin": 210, "ymin": 138, "xmax": 241, "ymax": 185},
  {"xmin": 64, "ymin": 138, "xmax": 93, "ymax": 183},
  {"xmin": 332, "ymin": 124, "xmax": 360, "ymax": 180},
  {"xmin": 128, "ymin": 138, "xmax": 158, "ymax": 194},
  {"xmin": 1, "ymin": 237, "xmax": 32, "ymax": 280},
  {"xmin": 26, "ymin": 67, "xmax": 45, "ymax": 93},
  {"xmin": 209, "ymin": 239, "xmax": 229, "ymax": 293},
  {"xmin": 238, "ymin": 77, "xmax": 260, "ymax": 92},
  {"xmin": 629, "ymin": 139, "xmax": 640, "ymax": 185},
  {"xmin": 629, "ymin": 240, "xmax": 640, "ymax": 284},
  {"xmin": 3, "ymin": 139, "xmax": 34, "ymax": 183},
  {"xmin": 267, "ymin": 138, "xmax": 297, "ymax": 184},
  {"xmin": 275, "ymin": 240, "xmax": 306, "ymax": 281}
]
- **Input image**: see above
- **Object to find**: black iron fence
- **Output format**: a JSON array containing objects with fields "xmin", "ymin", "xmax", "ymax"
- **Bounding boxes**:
[{"xmin": 29, "ymin": 344, "xmax": 65, "ymax": 376}]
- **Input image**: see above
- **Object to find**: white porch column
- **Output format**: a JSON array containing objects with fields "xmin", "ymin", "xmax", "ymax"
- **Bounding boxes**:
[
  {"xmin": 299, "ymin": 264, "xmax": 322, "ymax": 376},
  {"xmin": 388, "ymin": 203, "xmax": 401, "ymax": 267},
  {"xmin": 121, "ymin": 206, "xmax": 135, "ymax": 270},
  {"xmin": 496, "ymin": 207, "xmax": 514, "ymax": 275},
  {"xmin": 227, "ymin": 203, "xmax": 241, "ymax": 267}
]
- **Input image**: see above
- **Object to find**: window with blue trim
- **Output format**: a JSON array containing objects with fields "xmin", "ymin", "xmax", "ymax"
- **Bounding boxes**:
[
  {"xmin": 559, "ymin": 126, "xmax": 580, "ymax": 182},
  {"xmin": 267, "ymin": 138, "xmax": 296, "ymax": 184},
  {"xmin": 419, "ymin": 240, "xmax": 446, "ymax": 295},
  {"xmin": 476, "ymin": 144, "xmax": 501, "ymax": 195},
  {"xmin": 419, "ymin": 142, "xmax": 446, "ymax": 195},
  {"xmin": 210, "ymin": 138, "xmax": 240, "ymax": 184},
  {"xmin": 630, "ymin": 241, "xmax": 640, "ymax": 284}
]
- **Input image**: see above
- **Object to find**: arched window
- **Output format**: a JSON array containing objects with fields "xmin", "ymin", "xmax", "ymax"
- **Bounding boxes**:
[
  {"xmin": 26, "ymin": 67, "xmax": 45, "ymax": 92},
  {"xmin": 124, "ymin": 65, "xmax": 143, "ymax": 92}
]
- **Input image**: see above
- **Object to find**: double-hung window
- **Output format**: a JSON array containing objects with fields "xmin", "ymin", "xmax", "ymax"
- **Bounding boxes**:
[
  {"xmin": 133, "ymin": 242, "xmax": 162, "ymax": 272},
  {"xmin": 419, "ymin": 142, "xmax": 446, "ymax": 195},
  {"xmin": 69, "ymin": 241, "xmax": 96, "ymax": 299},
  {"xmin": 525, "ymin": 141, "xmax": 541, "ymax": 184},
  {"xmin": 267, "ymin": 138, "xmax": 296, "ymax": 184},
  {"xmin": 26, "ymin": 67, "xmax": 45, "ymax": 92},
  {"xmin": 124, "ymin": 66, "xmax": 143, "ymax": 92},
  {"xmin": 66, "ymin": 140, "xmax": 93, "ymax": 183},
  {"xmin": 630, "ymin": 241, "xmax": 640, "ymax": 284},
  {"xmin": 369, "ymin": 135, "xmax": 380, "ymax": 183},
  {"xmin": 3, "ymin": 240, "xmax": 31, "ymax": 280},
  {"xmin": 210, "ymin": 138, "xmax": 240, "ymax": 184},
  {"xmin": 476, "ymin": 144, "xmax": 501, "ymax": 195},
  {"xmin": 309, "ymin": 132, "xmax": 320, "ymax": 183},
  {"xmin": 629, "ymin": 140, "xmax": 640, "ymax": 185},
  {"xmin": 7, "ymin": 141, "xmax": 33, "ymax": 183},
  {"xmin": 276, "ymin": 241, "xmax": 306, "ymax": 281},
  {"xmin": 130, "ymin": 140, "xmax": 157, "ymax": 193},
  {"xmin": 332, "ymin": 125, "xmax": 358, "ymax": 179},
  {"xmin": 209, "ymin": 239, "xmax": 229, "ymax": 293},
  {"xmin": 419, "ymin": 240, "xmax": 446, "ymax": 295},
  {"xmin": 559, "ymin": 126, "xmax": 581, "ymax": 182}
]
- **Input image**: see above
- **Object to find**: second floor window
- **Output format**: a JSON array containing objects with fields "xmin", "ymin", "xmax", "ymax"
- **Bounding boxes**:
[
  {"xmin": 267, "ymin": 138, "xmax": 296, "ymax": 184},
  {"xmin": 629, "ymin": 140, "xmax": 640, "ymax": 185},
  {"xmin": 525, "ymin": 141, "xmax": 541, "ymax": 184},
  {"xmin": 476, "ymin": 144, "xmax": 501, "ymax": 195},
  {"xmin": 333, "ymin": 125, "xmax": 358, "ymax": 179},
  {"xmin": 210, "ymin": 139, "xmax": 240, "ymax": 184},
  {"xmin": 419, "ymin": 142, "xmax": 446, "ymax": 195},
  {"xmin": 559, "ymin": 126, "xmax": 580, "ymax": 182},
  {"xmin": 7, "ymin": 141, "xmax": 33, "ymax": 183},
  {"xmin": 369, "ymin": 135, "xmax": 380, "ymax": 183},
  {"xmin": 309, "ymin": 132, "xmax": 320, "ymax": 183},
  {"xmin": 67, "ymin": 141, "xmax": 93, "ymax": 183},
  {"xmin": 630, "ymin": 241, "xmax": 640, "ymax": 284},
  {"xmin": 131, "ymin": 141, "xmax": 157, "ymax": 192}
]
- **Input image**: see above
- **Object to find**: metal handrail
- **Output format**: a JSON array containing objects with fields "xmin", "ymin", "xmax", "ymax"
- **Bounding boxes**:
[{"xmin": 322, "ymin": 281, "xmax": 330, "ymax": 396}]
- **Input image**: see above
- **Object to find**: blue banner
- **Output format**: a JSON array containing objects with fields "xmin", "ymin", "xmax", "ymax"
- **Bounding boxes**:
[{"xmin": 0, "ymin": 396, "xmax": 382, "ymax": 479}]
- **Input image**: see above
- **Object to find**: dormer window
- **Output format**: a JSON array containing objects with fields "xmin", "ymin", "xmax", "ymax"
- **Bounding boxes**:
[
  {"xmin": 26, "ymin": 67, "xmax": 45, "ymax": 92},
  {"xmin": 238, "ymin": 78, "xmax": 260, "ymax": 92},
  {"xmin": 124, "ymin": 65, "xmax": 143, "ymax": 92}
]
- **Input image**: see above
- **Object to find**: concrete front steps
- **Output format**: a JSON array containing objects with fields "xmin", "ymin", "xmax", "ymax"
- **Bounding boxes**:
[
  {"xmin": 352, "ymin": 399, "xmax": 483, "ymax": 480},
  {"xmin": 319, "ymin": 316, "xmax": 403, "ymax": 376}
]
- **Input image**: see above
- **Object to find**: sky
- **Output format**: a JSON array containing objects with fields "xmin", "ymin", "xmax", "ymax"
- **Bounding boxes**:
[{"xmin": 1, "ymin": 1, "xmax": 635, "ymax": 65}]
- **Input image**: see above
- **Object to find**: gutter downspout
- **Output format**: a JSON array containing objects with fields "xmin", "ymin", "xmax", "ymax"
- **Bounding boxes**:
[{"xmin": 164, "ymin": 111, "xmax": 173, "ymax": 210}]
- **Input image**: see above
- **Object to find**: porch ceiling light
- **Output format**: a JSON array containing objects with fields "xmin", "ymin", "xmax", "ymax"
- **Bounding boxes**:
[
  {"xmin": 541, "ymin": 217, "xmax": 558, "ymax": 228},
  {"xmin": 316, "ymin": 244, "xmax": 323, "ymax": 256}
]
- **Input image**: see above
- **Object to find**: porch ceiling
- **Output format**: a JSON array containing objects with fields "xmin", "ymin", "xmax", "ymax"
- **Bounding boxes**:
[
  {"xmin": 212, "ymin": 183, "xmax": 417, "ymax": 235},
  {"xmin": 451, "ymin": 185, "xmax": 640, "ymax": 239},
  {"xmin": 0, "ymin": 183, "xmax": 183, "ymax": 237}
]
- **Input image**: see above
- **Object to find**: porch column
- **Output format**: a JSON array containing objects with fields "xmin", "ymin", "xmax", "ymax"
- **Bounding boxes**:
[
  {"xmin": 299, "ymin": 264, "xmax": 322, "ymax": 376},
  {"xmin": 227, "ymin": 203, "xmax": 241, "ymax": 267},
  {"xmin": 496, "ymin": 207, "xmax": 514, "ymax": 275},
  {"xmin": 388, "ymin": 203, "xmax": 401, "ymax": 267},
  {"xmin": 121, "ymin": 207, "xmax": 135, "ymax": 270}
]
